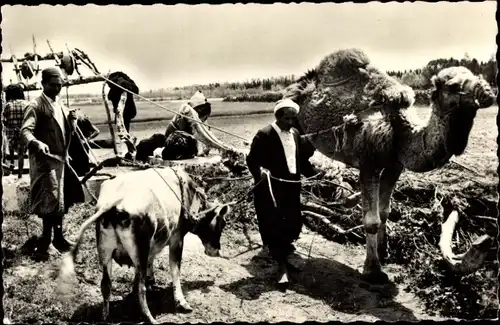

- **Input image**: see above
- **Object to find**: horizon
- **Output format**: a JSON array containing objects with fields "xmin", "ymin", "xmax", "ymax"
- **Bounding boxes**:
[{"xmin": 1, "ymin": 2, "xmax": 496, "ymax": 95}]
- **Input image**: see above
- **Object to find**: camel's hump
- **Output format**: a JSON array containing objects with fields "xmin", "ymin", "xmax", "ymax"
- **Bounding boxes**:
[
  {"xmin": 316, "ymin": 48, "xmax": 371, "ymax": 82},
  {"xmin": 292, "ymin": 48, "xmax": 416, "ymax": 138}
]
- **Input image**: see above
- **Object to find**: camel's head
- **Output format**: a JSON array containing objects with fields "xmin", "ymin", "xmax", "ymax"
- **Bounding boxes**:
[
  {"xmin": 431, "ymin": 66, "xmax": 496, "ymax": 155},
  {"xmin": 431, "ymin": 66, "xmax": 496, "ymax": 114}
]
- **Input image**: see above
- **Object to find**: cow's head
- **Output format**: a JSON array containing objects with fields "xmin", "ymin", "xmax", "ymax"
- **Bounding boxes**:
[
  {"xmin": 191, "ymin": 200, "xmax": 230, "ymax": 257},
  {"xmin": 181, "ymin": 172, "xmax": 231, "ymax": 257}
]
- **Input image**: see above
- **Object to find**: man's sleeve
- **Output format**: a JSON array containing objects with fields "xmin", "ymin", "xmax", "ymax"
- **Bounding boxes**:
[
  {"xmin": 165, "ymin": 104, "xmax": 190, "ymax": 138},
  {"xmin": 298, "ymin": 132, "xmax": 318, "ymax": 177},
  {"xmin": 20, "ymin": 102, "xmax": 39, "ymax": 149},
  {"xmin": 246, "ymin": 130, "xmax": 266, "ymax": 181}
]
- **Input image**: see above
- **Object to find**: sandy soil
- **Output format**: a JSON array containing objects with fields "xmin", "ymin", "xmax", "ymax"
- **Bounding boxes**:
[
  {"xmin": 2, "ymin": 216, "xmax": 444, "ymax": 323},
  {"xmin": 2, "ymin": 105, "xmax": 496, "ymax": 323}
]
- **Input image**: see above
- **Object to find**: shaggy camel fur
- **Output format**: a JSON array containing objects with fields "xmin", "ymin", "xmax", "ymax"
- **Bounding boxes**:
[{"xmin": 282, "ymin": 48, "xmax": 496, "ymax": 283}]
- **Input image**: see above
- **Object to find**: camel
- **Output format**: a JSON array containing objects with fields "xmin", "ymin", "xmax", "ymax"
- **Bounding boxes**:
[
  {"xmin": 280, "ymin": 48, "xmax": 496, "ymax": 283},
  {"xmin": 155, "ymin": 49, "xmax": 496, "ymax": 284}
]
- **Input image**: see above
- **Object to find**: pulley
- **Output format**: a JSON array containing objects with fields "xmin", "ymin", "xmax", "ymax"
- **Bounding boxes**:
[
  {"xmin": 20, "ymin": 60, "xmax": 35, "ymax": 80},
  {"xmin": 60, "ymin": 53, "xmax": 76, "ymax": 76}
]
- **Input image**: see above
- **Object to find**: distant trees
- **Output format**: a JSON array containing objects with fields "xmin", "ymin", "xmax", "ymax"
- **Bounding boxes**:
[
  {"xmin": 119, "ymin": 53, "xmax": 497, "ymax": 101},
  {"xmin": 387, "ymin": 53, "xmax": 497, "ymax": 90}
]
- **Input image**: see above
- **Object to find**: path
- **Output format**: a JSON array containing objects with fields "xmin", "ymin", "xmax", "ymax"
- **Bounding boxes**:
[
  {"xmin": 68, "ymin": 227, "xmax": 442, "ymax": 323},
  {"xmin": 2, "ymin": 210, "xmax": 445, "ymax": 324}
]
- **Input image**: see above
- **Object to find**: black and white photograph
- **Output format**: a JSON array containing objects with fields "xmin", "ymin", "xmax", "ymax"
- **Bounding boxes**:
[{"xmin": 0, "ymin": 2, "xmax": 498, "ymax": 323}]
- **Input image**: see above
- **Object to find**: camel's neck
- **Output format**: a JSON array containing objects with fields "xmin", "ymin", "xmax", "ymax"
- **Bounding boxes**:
[{"xmin": 400, "ymin": 103, "xmax": 476, "ymax": 173}]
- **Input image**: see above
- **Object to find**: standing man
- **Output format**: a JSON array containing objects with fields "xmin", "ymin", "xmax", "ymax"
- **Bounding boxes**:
[
  {"xmin": 21, "ymin": 67, "xmax": 85, "ymax": 260},
  {"xmin": 246, "ymin": 98, "xmax": 320, "ymax": 288}
]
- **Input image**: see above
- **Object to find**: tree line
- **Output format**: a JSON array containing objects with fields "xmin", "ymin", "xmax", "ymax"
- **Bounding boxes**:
[
  {"xmin": 148, "ymin": 53, "xmax": 496, "ymax": 98},
  {"xmin": 67, "ymin": 53, "xmax": 496, "ymax": 101},
  {"xmin": 386, "ymin": 53, "xmax": 497, "ymax": 90}
]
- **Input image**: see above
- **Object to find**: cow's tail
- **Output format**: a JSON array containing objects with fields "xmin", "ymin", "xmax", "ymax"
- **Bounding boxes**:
[{"xmin": 56, "ymin": 207, "xmax": 108, "ymax": 300}]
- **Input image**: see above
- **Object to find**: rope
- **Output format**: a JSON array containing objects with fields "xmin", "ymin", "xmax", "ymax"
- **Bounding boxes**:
[
  {"xmin": 269, "ymin": 172, "xmax": 321, "ymax": 183},
  {"xmin": 149, "ymin": 166, "xmax": 263, "ymax": 219},
  {"xmin": 186, "ymin": 172, "xmax": 252, "ymax": 181},
  {"xmin": 74, "ymin": 125, "xmax": 99, "ymax": 164},
  {"xmin": 94, "ymin": 72, "xmax": 251, "ymax": 144},
  {"xmin": 97, "ymin": 71, "xmax": 360, "ymax": 150},
  {"xmin": 265, "ymin": 171, "xmax": 277, "ymax": 208}
]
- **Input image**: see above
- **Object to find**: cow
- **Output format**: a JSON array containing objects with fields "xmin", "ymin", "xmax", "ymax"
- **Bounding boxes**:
[{"xmin": 58, "ymin": 166, "xmax": 230, "ymax": 324}]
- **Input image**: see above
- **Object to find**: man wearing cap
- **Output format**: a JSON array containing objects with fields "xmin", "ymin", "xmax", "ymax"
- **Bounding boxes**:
[
  {"xmin": 161, "ymin": 90, "xmax": 212, "ymax": 160},
  {"xmin": 21, "ymin": 67, "xmax": 85, "ymax": 260},
  {"xmin": 246, "ymin": 98, "xmax": 319, "ymax": 288}
]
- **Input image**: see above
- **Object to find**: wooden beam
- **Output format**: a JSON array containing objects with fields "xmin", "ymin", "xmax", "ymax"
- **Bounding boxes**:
[{"xmin": 2, "ymin": 75, "xmax": 105, "ymax": 91}]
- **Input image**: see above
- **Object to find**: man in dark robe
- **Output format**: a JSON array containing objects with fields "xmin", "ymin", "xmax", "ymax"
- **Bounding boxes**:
[
  {"xmin": 21, "ymin": 67, "xmax": 86, "ymax": 260},
  {"xmin": 246, "ymin": 98, "xmax": 319, "ymax": 288}
]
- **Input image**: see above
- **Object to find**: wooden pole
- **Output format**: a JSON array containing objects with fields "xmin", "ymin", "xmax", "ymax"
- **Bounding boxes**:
[
  {"xmin": 2, "ymin": 75, "xmax": 105, "ymax": 92},
  {"xmin": 101, "ymin": 81, "xmax": 118, "ymax": 155}
]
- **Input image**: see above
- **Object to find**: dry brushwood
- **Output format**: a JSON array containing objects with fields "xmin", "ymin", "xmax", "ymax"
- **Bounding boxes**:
[
  {"xmin": 302, "ymin": 211, "xmax": 363, "ymax": 239},
  {"xmin": 186, "ymin": 143, "xmax": 497, "ymax": 319},
  {"xmin": 301, "ymin": 202, "xmax": 339, "ymax": 219}
]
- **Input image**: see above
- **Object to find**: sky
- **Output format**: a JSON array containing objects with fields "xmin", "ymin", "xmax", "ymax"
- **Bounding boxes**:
[{"xmin": 1, "ymin": 2, "xmax": 497, "ymax": 94}]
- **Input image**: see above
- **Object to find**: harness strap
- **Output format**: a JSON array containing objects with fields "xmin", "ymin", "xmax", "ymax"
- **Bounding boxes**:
[{"xmin": 170, "ymin": 167, "xmax": 186, "ymax": 218}]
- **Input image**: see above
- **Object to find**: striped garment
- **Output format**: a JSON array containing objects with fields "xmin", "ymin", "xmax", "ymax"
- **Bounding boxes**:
[{"xmin": 2, "ymin": 99, "xmax": 29, "ymax": 153}]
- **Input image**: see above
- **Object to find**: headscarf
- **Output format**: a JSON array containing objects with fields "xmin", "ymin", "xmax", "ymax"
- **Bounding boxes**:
[{"xmin": 274, "ymin": 98, "xmax": 300, "ymax": 114}]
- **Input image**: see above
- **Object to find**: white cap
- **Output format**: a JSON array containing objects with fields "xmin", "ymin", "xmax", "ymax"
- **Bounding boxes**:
[
  {"xmin": 188, "ymin": 91, "xmax": 208, "ymax": 108},
  {"xmin": 274, "ymin": 98, "xmax": 300, "ymax": 114}
]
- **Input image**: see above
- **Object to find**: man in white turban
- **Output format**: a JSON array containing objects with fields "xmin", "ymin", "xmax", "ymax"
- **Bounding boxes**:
[{"xmin": 246, "ymin": 98, "xmax": 320, "ymax": 289}]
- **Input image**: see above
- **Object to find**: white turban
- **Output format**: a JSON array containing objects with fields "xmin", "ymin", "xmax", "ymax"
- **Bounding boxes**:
[
  {"xmin": 188, "ymin": 91, "xmax": 208, "ymax": 109},
  {"xmin": 274, "ymin": 98, "xmax": 300, "ymax": 114}
]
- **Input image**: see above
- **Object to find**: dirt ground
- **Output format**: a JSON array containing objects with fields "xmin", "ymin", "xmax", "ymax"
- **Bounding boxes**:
[
  {"xmin": 2, "ymin": 106, "xmax": 497, "ymax": 323},
  {"xmin": 2, "ymin": 210, "xmax": 444, "ymax": 324}
]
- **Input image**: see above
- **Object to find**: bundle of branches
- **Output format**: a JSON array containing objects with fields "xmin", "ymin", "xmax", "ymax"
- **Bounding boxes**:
[
  {"xmin": 386, "ymin": 168, "xmax": 498, "ymax": 320},
  {"xmin": 183, "ymin": 161, "xmax": 256, "ymax": 230},
  {"xmin": 300, "ymin": 166, "xmax": 365, "ymax": 244}
]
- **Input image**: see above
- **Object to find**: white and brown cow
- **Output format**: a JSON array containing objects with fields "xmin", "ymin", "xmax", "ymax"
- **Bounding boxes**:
[{"xmin": 58, "ymin": 166, "xmax": 230, "ymax": 324}]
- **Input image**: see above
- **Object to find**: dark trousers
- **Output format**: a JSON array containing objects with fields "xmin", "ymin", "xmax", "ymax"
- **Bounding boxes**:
[{"xmin": 254, "ymin": 172, "xmax": 302, "ymax": 262}]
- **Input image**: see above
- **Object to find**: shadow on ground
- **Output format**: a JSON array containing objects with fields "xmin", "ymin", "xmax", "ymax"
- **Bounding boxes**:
[
  {"xmin": 69, "ymin": 280, "xmax": 214, "ymax": 323},
  {"xmin": 220, "ymin": 249, "xmax": 419, "ymax": 322}
]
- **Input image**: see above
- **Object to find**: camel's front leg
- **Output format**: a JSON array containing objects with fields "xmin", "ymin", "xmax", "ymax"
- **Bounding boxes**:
[
  {"xmin": 359, "ymin": 168, "xmax": 389, "ymax": 284},
  {"xmin": 378, "ymin": 164, "xmax": 403, "ymax": 264}
]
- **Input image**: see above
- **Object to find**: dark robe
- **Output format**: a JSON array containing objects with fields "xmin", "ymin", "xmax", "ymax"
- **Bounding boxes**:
[
  {"xmin": 161, "ymin": 131, "xmax": 198, "ymax": 160},
  {"xmin": 246, "ymin": 124, "xmax": 317, "ymax": 261},
  {"xmin": 68, "ymin": 115, "xmax": 100, "ymax": 176},
  {"xmin": 135, "ymin": 133, "xmax": 166, "ymax": 162}
]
